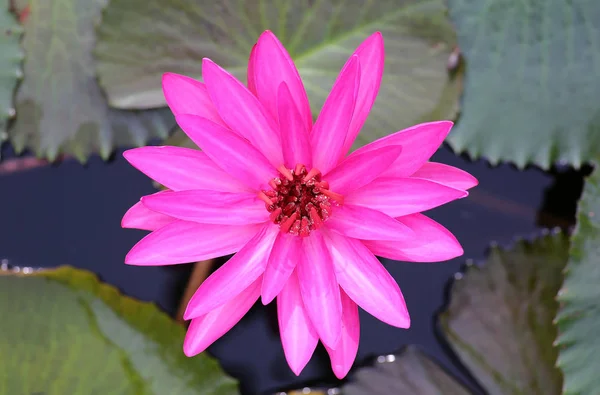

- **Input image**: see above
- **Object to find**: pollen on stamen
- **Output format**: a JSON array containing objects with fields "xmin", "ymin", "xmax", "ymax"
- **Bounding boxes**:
[{"xmin": 260, "ymin": 163, "xmax": 341, "ymax": 236}]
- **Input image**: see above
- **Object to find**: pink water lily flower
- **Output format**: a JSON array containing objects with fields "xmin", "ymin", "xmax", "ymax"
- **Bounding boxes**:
[{"xmin": 122, "ymin": 31, "xmax": 477, "ymax": 379}]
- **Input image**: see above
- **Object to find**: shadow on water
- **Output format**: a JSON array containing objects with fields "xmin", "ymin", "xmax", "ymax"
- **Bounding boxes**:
[{"xmin": 0, "ymin": 142, "xmax": 587, "ymax": 395}]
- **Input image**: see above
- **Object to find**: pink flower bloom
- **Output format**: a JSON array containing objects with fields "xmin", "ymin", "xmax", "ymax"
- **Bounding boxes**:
[{"xmin": 122, "ymin": 31, "xmax": 477, "ymax": 379}]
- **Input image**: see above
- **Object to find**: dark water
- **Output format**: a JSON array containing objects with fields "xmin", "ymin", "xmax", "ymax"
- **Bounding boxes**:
[{"xmin": 0, "ymin": 142, "xmax": 584, "ymax": 394}]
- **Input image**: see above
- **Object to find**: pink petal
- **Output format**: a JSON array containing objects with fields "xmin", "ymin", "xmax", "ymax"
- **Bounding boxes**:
[
  {"xmin": 325, "ymin": 145, "xmax": 402, "ymax": 195},
  {"xmin": 202, "ymin": 58, "xmax": 284, "ymax": 167},
  {"xmin": 184, "ymin": 276, "xmax": 261, "ymax": 356},
  {"xmin": 297, "ymin": 231, "xmax": 342, "ymax": 349},
  {"xmin": 162, "ymin": 73, "xmax": 225, "ymax": 125},
  {"xmin": 278, "ymin": 82, "xmax": 312, "ymax": 168},
  {"xmin": 123, "ymin": 146, "xmax": 250, "ymax": 193},
  {"xmin": 277, "ymin": 271, "xmax": 319, "ymax": 375},
  {"xmin": 362, "ymin": 213, "xmax": 463, "ymax": 262},
  {"xmin": 175, "ymin": 114, "xmax": 277, "ymax": 191},
  {"xmin": 184, "ymin": 223, "xmax": 278, "ymax": 319},
  {"xmin": 262, "ymin": 232, "xmax": 302, "ymax": 304},
  {"xmin": 341, "ymin": 32, "xmax": 385, "ymax": 156},
  {"xmin": 324, "ymin": 289, "xmax": 360, "ymax": 379},
  {"xmin": 324, "ymin": 231, "xmax": 410, "ymax": 328},
  {"xmin": 350, "ymin": 121, "xmax": 453, "ymax": 178},
  {"xmin": 254, "ymin": 31, "xmax": 312, "ymax": 132},
  {"xmin": 247, "ymin": 44, "xmax": 258, "ymax": 95},
  {"xmin": 141, "ymin": 190, "xmax": 267, "ymax": 225},
  {"xmin": 346, "ymin": 177, "xmax": 467, "ymax": 218},
  {"xmin": 310, "ymin": 55, "xmax": 360, "ymax": 174},
  {"xmin": 125, "ymin": 221, "xmax": 262, "ymax": 266},
  {"xmin": 122, "ymin": 198, "xmax": 177, "ymax": 231},
  {"xmin": 325, "ymin": 204, "xmax": 414, "ymax": 241},
  {"xmin": 411, "ymin": 162, "xmax": 478, "ymax": 191}
]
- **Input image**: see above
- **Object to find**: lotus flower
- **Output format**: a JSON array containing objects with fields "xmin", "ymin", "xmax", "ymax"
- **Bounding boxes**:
[{"xmin": 122, "ymin": 31, "xmax": 477, "ymax": 378}]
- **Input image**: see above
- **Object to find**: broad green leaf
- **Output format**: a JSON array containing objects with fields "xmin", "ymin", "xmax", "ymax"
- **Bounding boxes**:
[
  {"xmin": 341, "ymin": 234, "xmax": 567, "ymax": 394},
  {"xmin": 0, "ymin": 266, "xmax": 238, "ymax": 395},
  {"xmin": 8, "ymin": 0, "xmax": 174, "ymax": 162},
  {"xmin": 446, "ymin": 0, "xmax": 600, "ymax": 169},
  {"xmin": 95, "ymin": 0, "xmax": 460, "ymax": 150},
  {"xmin": 555, "ymin": 166, "xmax": 600, "ymax": 394},
  {"xmin": 440, "ymin": 233, "xmax": 567, "ymax": 394},
  {"xmin": 0, "ymin": 0, "xmax": 23, "ymax": 134},
  {"xmin": 342, "ymin": 346, "xmax": 470, "ymax": 395}
]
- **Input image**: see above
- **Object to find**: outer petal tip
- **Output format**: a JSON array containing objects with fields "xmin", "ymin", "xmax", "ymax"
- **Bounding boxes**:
[
  {"xmin": 161, "ymin": 72, "xmax": 177, "ymax": 84},
  {"xmin": 332, "ymin": 364, "xmax": 351, "ymax": 380},
  {"xmin": 386, "ymin": 303, "xmax": 411, "ymax": 329},
  {"xmin": 183, "ymin": 303, "xmax": 196, "ymax": 321},
  {"xmin": 120, "ymin": 210, "xmax": 134, "ymax": 229},
  {"xmin": 366, "ymin": 31, "xmax": 384, "ymax": 47},
  {"xmin": 201, "ymin": 57, "xmax": 216, "ymax": 70},
  {"xmin": 261, "ymin": 293, "xmax": 275, "ymax": 305},
  {"xmin": 437, "ymin": 120, "xmax": 455, "ymax": 136},
  {"xmin": 283, "ymin": 344, "xmax": 310, "ymax": 376},
  {"xmin": 161, "ymin": 72, "xmax": 193, "ymax": 95},
  {"xmin": 122, "ymin": 148, "xmax": 136, "ymax": 163},
  {"xmin": 422, "ymin": 119, "xmax": 454, "ymax": 131},
  {"xmin": 462, "ymin": 173, "xmax": 479, "ymax": 190},
  {"xmin": 259, "ymin": 29, "xmax": 275, "ymax": 38},
  {"xmin": 124, "ymin": 240, "xmax": 148, "ymax": 265},
  {"xmin": 289, "ymin": 367, "xmax": 302, "ymax": 377},
  {"xmin": 261, "ymin": 278, "xmax": 280, "ymax": 304},
  {"xmin": 451, "ymin": 243, "xmax": 465, "ymax": 259},
  {"xmin": 182, "ymin": 334, "xmax": 198, "ymax": 357},
  {"xmin": 394, "ymin": 313, "xmax": 411, "ymax": 329},
  {"xmin": 124, "ymin": 250, "xmax": 138, "ymax": 265},
  {"xmin": 161, "ymin": 72, "xmax": 176, "ymax": 88}
]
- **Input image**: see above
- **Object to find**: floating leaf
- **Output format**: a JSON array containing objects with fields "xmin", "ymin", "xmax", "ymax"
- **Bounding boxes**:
[
  {"xmin": 95, "ymin": 0, "xmax": 460, "ymax": 151},
  {"xmin": 556, "ymin": 166, "xmax": 600, "ymax": 394},
  {"xmin": 341, "ymin": 234, "xmax": 567, "ymax": 394},
  {"xmin": 342, "ymin": 346, "xmax": 470, "ymax": 394},
  {"xmin": 0, "ymin": 0, "xmax": 23, "ymax": 134},
  {"xmin": 446, "ymin": 0, "xmax": 600, "ymax": 169},
  {"xmin": 8, "ymin": 0, "xmax": 174, "ymax": 162},
  {"xmin": 440, "ymin": 233, "xmax": 567, "ymax": 394},
  {"xmin": 0, "ymin": 266, "xmax": 238, "ymax": 395}
]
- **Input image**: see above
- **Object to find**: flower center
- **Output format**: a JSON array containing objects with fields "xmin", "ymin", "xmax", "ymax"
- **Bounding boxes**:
[{"xmin": 259, "ymin": 164, "xmax": 343, "ymax": 237}]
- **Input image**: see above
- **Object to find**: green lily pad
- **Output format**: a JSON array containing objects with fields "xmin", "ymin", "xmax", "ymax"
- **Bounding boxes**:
[
  {"xmin": 446, "ymin": 0, "xmax": 600, "ymax": 169},
  {"xmin": 8, "ymin": 0, "xmax": 174, "ymax": 162},
  {"xmin": 342, "ymin": 233, "xmax": 567, "ymax": 394},
  {"xmin": 0, "ymin": 265, "xmax": 238, "ymax": 395},
  {"xmin": 440, "ymin": 233, "xmax": 567, "ymax": 394},
  {"xmin": 342, "ymin": 346, "xmax": 470, "ymax": 394},
  {"xmin": 95, "ymin": 0, "xmax": 460, "ymax": 151},
  {"xmin": 555, "ymin": 166, "xmax": 600, "ymax": 394},
  {"xmin": 0, "ymin": 0, "xmax": 23, "ymax": 134}
]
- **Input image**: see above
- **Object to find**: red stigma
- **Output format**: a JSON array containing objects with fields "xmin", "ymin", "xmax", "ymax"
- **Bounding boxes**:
[{"xmin": 261, "ymin": 164, "xmax": 340, "ymax": 236}]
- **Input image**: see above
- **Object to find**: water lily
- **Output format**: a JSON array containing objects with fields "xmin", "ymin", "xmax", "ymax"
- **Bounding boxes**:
[{"xmin": 122, "ymin": 30, "xmax": 477, "ymax": 378}]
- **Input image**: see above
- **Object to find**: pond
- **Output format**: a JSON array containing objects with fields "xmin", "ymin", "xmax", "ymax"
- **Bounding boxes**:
[{"xmin": 1, "ymin": 142, "xmax": 584, "ymax": 394}]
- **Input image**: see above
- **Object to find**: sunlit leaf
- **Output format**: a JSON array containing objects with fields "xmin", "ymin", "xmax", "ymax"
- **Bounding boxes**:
[
  {"xmin": 95, "ymin": 0, "xmax": 460, "ymax": 151},
  {"xmin": 0, "ymin": 266, "xmax": 238, "ymax": 395},
  {"xmin": 0, "ymin": 0, "xmax": 22, "ymax": 135},
  {"xmin": 440, "ymin": 233, "xmax": 566, "ymax": 394},
  {"xmin": 446, "ymin": 0, "xmax": 600, "ymax": 169},
  {"xmin": 8, "ymin": 0, "xmax": 174, "ymax": 162},
  {"xmin": 555, "ymin": 166, "xmax": 600, "ymax": 394}
]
